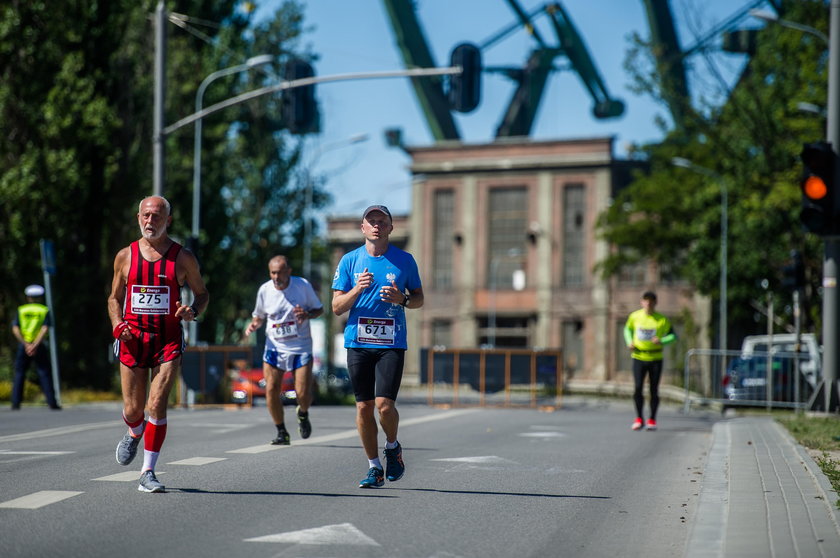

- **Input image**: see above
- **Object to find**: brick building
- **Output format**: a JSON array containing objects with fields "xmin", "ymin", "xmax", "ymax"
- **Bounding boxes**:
[{"xmin": 328, "ymin": 137, "xmax": 709, "ymax": 385}]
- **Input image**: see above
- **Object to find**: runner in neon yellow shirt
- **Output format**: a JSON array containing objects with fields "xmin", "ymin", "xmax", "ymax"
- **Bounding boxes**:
[{"xmin": 624, "ymin": 291, "xmax": 676, "ymax": 431}]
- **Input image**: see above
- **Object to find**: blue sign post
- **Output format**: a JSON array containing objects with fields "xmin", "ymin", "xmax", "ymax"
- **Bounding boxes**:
[{"xmin": 39, "ymin": 239, "xmax": 61, "ymax": 406}]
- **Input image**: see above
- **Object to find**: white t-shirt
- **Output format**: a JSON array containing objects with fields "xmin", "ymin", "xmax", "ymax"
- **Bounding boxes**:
[{"xmin": 252, "ymin": 276, "xmax": 323, "ymax": 354}]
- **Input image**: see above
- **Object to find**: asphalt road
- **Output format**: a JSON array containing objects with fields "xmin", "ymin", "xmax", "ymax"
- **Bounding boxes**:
[{"xmin": 0, "ymin": 399, "xmax": 718, "ymax": 558}]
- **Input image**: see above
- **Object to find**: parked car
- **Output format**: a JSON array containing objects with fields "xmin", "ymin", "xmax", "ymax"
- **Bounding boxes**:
[
  {"xmin": 315, "ymin": 366, "xmax": 353, "ymax": 397},
  {"xmin": 230, "ymin": 367, "xmax": 296, "ymax": 405},
  {"xmin": 739, "ymin": 333, "xmax": 821, "ymax": 390},
  {"xmin": 722, "ymin": 334, "xmax": 821, "ymax": 405}
]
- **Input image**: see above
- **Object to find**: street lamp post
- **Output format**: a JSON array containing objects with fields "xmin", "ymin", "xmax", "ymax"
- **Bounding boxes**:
[
  {"xmin": 192, "ymin": 54, "xmax": 274, "ymax": 246},
  {"xmin": 189, "ymin": 54, "xmax": 273, "ymax": 344},
  {"xmin": 672, "ymin": 158, "xmax": 728, "ymax": 351},
  {"xmin": 748, "ymin": 9, "xmax": 829, "ymax": 44},
  {"xmin": 487, "ymin": 248, "xmax": 525, "ymax": 348},
  {"xmin": 302, "ymin": 133, "xmax": 370, "ymax": 279}
]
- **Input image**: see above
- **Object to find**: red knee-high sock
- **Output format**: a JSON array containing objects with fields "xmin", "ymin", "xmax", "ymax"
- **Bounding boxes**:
[
  {"xmin": 144, "ymin": 416, "xmax": 167, "ymax": 452},
  {"xmin": 142, "ymin": 417, "xmax": 167, "ymax": 472}
]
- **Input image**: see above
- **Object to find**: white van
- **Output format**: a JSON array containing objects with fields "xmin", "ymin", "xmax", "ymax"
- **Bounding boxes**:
[
  {"xmin": 739, "ymin": 333, "xmax": 822, "ymax": 389},
  {"xmin": 722, "ymin": 333, "xmax": 822, "ymax": 404}
]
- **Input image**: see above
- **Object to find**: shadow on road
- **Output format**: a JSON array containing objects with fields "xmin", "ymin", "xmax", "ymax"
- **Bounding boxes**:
[
  {"xmin": 393, "ymin": 487, "xmax": 610, "ymax": 499},
  {"xmin": 175, "ymin": 488, "xmax": 397, "ymax": 498}
]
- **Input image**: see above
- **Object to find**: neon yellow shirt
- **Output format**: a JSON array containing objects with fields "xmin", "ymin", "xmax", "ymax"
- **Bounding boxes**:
[{"xmin": 623, "ymin": 309, "xmax": 675, "ymax": 362}]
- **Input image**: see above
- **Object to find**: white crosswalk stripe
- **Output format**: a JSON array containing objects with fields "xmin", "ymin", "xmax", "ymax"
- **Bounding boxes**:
[{"xmin": 0, "ymin": 491, "xmax": 83, "ymax": 509}]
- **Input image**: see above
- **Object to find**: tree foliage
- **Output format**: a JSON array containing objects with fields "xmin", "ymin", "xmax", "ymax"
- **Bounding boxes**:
[
  {"xmin": 0, "ymin": 1, "xmax": 320, "ymax": 389},
  {"xmin": 599, "ymin": 0, "xmax": 828, "ymax": 342}
]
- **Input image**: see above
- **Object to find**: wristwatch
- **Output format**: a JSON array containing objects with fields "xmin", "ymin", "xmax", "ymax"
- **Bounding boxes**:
[
  {"xmin": 190, "ymin": 305, "xmax": 200, "ymax": 318},
  {"xmin": 401, "ymin": 293, "xmax": 410, "ymax": 307}
]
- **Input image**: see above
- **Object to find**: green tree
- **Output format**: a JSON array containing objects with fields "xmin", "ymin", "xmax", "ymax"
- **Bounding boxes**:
[
  {"xmin": 0, "ymin": 1, "xmax": 320, "ymax": 391},
  {"xmin": 599, "ymin": 0, "xmax": 828, "ymax": 343}
]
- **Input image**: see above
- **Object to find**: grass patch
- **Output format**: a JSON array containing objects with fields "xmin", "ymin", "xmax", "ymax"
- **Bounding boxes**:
[
  {"xmin": 0, "ymin": 380, "xmax": 121, "ymax": 406},
  {"xmin": 777, "ymin": 413, "xmax": 840, "ymax": 509}
]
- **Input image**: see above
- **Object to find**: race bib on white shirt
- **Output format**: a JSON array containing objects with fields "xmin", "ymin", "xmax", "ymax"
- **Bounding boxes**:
[
  {"xmin": 356, "ymin": 317, "xmax": 395, "ymax": 345},
  {"xmin": 268, "ymin": 319, "xmax": 299, "ymax": 340},
  {"xmin": 130, "ymin": 285, "xmax": 170, "ymax": 315}
]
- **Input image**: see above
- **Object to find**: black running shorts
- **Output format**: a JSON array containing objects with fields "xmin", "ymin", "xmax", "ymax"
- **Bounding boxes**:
[{"xmin": 346, "ymin": 348, "xmax": 405, "ymax": 402}]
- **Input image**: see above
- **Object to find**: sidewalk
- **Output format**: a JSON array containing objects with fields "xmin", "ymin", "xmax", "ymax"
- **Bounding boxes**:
[{"xmin": 686, "ymin": 416, "xmax": 840, "ymax": 557}]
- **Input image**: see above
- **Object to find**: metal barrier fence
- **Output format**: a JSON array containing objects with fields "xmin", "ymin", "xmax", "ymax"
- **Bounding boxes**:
[
  {"xmin": 180, "ymin": 345, "xmax": 258, "ymax": 405},
  {"xmin": 682, "ymin": 348, "xmax": 817, "ymax": 413},
  {"xmin": 419, "ymin": 348, "xmax": 563, "ymax": 409}
]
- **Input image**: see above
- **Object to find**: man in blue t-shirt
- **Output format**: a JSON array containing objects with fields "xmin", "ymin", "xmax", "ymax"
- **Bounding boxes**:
[{"xmin": 332, "ymin": 204, "xmax": 424, "ymax": 488}]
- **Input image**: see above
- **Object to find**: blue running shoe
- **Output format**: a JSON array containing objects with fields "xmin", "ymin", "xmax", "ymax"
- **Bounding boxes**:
[
  {"xmin": 359, "ymin": 466, "xmax": 384, "ymax": 488},
  {"xmin": 384, "ymin": 443, "xmax": 405, "ymax": 482}
]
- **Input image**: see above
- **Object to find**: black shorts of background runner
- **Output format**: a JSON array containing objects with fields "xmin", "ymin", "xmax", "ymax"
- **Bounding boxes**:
[{"xmin": 347, "ymin": 348, "xmax": 405, "ymax": 401}]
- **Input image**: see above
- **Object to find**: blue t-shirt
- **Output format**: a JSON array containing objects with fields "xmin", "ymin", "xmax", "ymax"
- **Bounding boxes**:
[{"xmin": 332, "ymin": 244, "xmax": 422, "ymax": 349}]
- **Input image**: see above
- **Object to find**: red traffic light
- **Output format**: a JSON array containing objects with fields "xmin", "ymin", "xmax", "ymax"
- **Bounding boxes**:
[
  {"xmin": 799, "ymin": 141, "xmax": 837, "ymax": 235},
  {"xmin": 803, "ymin": 175, "xmax": 828, "ymax": 200}
]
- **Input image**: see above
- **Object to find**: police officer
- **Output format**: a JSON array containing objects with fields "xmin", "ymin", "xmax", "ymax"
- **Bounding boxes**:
[{"xmin": 11, "ymin": 284, "xmax": 60, "ymax": 410}]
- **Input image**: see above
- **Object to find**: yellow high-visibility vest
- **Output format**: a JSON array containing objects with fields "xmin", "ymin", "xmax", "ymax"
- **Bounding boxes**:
[{"xmin": 17, "ymin": 303, "xmax": 49, "ymax": 343}]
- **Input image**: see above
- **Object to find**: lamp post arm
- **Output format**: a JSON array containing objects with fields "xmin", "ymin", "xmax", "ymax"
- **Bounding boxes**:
[
  {"xmin": 777, "ymin": 19, "xmax": 828, "ymax": 45},
  {"xmin": 164, "ymin": 66, "xmax": 461, "ymax": 136}
]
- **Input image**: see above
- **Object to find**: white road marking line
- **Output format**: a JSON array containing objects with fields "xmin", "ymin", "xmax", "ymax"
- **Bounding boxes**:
[
  {"xmin": 228, "ymin": 409, "xmax": 476, "ymax": 454},
  {"xmin": 430, "ymin": 455, "xmax": 519, "ymax": 472},
  {"xmin": 0, "ymin": 491, "xmax": 83, "ymax": 509},
  {"xmin": 244, "ymin": 522, "xmax": 380, "ymax": 545},
  {"xmin": 430, "ymin": 456, "xmax": 513, "ymax": 463},
  {"xmin": 182, "ymin": 423, "xmax": 252, "ymax": 434},
  {"xmin": 0, "ymin": 421, "xmax": 116, "ymax": 443},
  {"xmin": 167, "ymin": 457, "xmax": 227, "ymax": 466},
  {"xmin": 519, "ymin": 432, "xmax": 566, "ymax": 438},
  {"xmin": 93, "ymin": 471, "xmax": 166, "ymax": 482},
  {"xmin": 0, "ymin": 450, "xmax": 73, "ymax": 455},
  {"xmin": 227, "ymin": 444, "xmax": 285, "ymax": 455}
]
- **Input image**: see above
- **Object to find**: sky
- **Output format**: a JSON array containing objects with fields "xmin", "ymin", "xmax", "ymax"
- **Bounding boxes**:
[{"xmin": 252, "ymin": 0, "xmax": 770, "ymax": 219}]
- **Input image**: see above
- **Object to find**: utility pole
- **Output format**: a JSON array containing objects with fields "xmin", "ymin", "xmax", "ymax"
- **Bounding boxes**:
[
  {"xmin": 813, "ymin": 0, "xmax": 840, "ymax": 412},
  {"xmin": 153, "ymin": 0, "xmax": 166, "ymax": 197}
]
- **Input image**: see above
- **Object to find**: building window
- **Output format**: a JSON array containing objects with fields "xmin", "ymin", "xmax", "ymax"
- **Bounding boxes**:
[
  {"xmin": 477, "ymin": 315, "xmax": 531, "ymax": 348},
  {"xmin": 618, "ymin": 248, "xmax": 647, "ymax": 286},
  {"xmin": 563, "ymin": 183, "xmax": 585, "ymax": 286},
  {"xmin": 562, "ymin": 320, "xmax": 584, "ymax": 379},
  {"xmin": 487, "ymin": 187, "xmax": 527, "ymax": 289},
  {"xmin": 659, "ymin": 262, "xmax": 684, "ymax": 285},
  {"xmin": 433, "ymin": 189, "xmax": 455, "ymax": 289},
  {"xmin": 431, "ymin": 319, "xmax": 452, "ymax": 348}
]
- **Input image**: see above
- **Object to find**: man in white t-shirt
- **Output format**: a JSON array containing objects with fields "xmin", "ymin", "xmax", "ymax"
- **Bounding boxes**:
[{"xmin": 244, "ymin": 255, "xmax": 323, "ymax": 444}]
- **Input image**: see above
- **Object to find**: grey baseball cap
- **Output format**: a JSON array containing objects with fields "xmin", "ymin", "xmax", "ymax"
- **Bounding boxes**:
[{"xmin": 362, "ymin": 205, "xmax": 392, "ymax": 221}]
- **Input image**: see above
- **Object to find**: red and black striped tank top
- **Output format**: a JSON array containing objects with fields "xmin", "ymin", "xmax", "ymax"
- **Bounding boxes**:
[{"xmin": 123, "ymin": 240, "xmax": 183, "ymax": 334}]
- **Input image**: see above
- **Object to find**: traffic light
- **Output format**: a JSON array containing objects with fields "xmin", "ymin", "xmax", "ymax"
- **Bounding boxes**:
[
  {"xmin": 448, "ymin": 42, "xmax": 482, "ymax": 113},
  {"xmin": 283, "ymin": 59, "xmax": 317, "ymax": 134},
  {"xmin": 721, "ymin": 29, "xmax": 758, "ymax": 55},
  {"xmin": 800, "ymin": 141, "xmax": 837, "ymax": 235},
  {"xmin": 782, "ymin": 250, "xmax": 805, "ymax": 291},
  {"xmin": 384, "ymin": 127, "xmax": 403, "ymax": 148}
]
